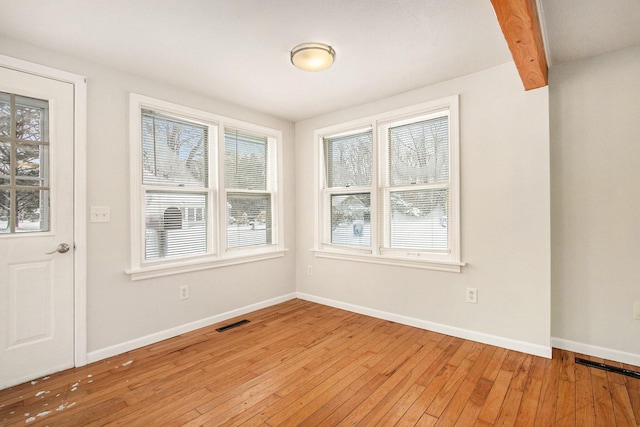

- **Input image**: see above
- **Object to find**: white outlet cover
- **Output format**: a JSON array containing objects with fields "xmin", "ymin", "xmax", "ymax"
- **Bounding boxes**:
[
  {"xmin": 90, "ymin": 206, "xmax": 111, "ymax": 223},
  {"xmin": 634, "ymin": 301, "xmax": 640, "ymax": 320},
  {"xmin": 466, "ymin": 287, "xmax": 478, "ymax": 304}
]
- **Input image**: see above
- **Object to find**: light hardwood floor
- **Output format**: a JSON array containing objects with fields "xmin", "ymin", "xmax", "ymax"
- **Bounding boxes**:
[{"xmin": 1, "ymin": 299, "xmax": 638, "ymax": 426}]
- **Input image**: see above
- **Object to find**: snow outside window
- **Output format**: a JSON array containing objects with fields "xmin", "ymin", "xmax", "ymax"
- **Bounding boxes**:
[
  {"xmin": 224, "ymin": 128, "xmax": 275, "ymax": 249},
  {"xmin": 383, "ymin": 113, "xmax": 450, "ymax": 252},
  {"xmin": 323, "ymin": 130, "xmax": 372, "ymax": 249},
  {"xmin": 142, "ymin": 110, "xmax": 210, "ymax": 260},
  {"xmin": 128, "ymin": 94, "xmax": 285, "ymax": 280},
  {"xmin": 315, "ymin": 96, "xmax": 461, "ymax": 272}
]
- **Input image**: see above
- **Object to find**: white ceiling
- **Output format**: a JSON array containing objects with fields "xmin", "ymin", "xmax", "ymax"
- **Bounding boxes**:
[{"xmin": 1, "ymin": 0, "xmax": 638, "ymax": 122}]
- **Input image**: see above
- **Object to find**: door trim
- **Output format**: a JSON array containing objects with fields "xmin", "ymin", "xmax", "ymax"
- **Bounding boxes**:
[{"xmin": 0, "ymin": 54, "xmax": 87, "ymax": 367}]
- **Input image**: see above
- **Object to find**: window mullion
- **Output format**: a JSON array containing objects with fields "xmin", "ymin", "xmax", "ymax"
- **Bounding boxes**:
[
  {"xmin": 388, "ymin": 182, "xmax": 449, "ymax": 192},
  {"xmin": 378, "ymin": 123, "xmax": 390, "ymax": 253},
  {"xmin": 217, "ymin": 124, "xmax": 226, "ymax": 255},
  {"xmin": 326, "ymin": 186, "xmax": 370, "ymax": 195},
  {"xmin": 370, "ymin": 124, "xmax": 379, "ymax": 256},
  {"xmin": 206, "ymin": 123, "xmax": 217, "ymax": 256},
  {"xmin": 142, "ymin": 184, "xmax": 208, "ymax": 193}
]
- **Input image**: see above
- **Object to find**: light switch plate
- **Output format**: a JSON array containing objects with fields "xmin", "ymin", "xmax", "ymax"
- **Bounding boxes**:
[{"xmin": 90, "ymin": 206, "xmax": 111, "ymax": 223}]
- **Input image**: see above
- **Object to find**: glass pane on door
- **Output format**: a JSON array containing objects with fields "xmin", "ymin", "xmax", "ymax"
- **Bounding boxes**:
[
  {"xmin": 15, "ymin": 189, "xmax": 49, "ymax": 233},
  {"xmin": 0, "ymin": 91, "xmax": 50, "ymax": 234},
  {"xmin": 15, "ymin": 144, "xmax": 49, "ymax": 187},
  {"xmin": 15, "ymin": 95, "xmax": 48, "ymax": 142},
  {"xmin": 0, "ymin": 142, "xmax": 9, "ymax": 185},
  {"xmin": 0, "ymin": 92, "xmax": 9, "ymax": 137},
  {"xmin": 0, "ymin": 189, "xmax": 9, "ymax": 233}
]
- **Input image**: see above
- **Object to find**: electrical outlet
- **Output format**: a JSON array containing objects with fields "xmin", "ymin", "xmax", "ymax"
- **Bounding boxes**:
[
  {"xmin": 634, "ymin": 301, "xmax": 640, "ymax": 320},
  {"xmin": 307, "ymin": 265, "xmax": 313, "ymax": 276},
  {"xmin": 466, "ymin": 287, "xmax": 478, "ymax": 304},
  {"xmin": 179, "ymin": 285, "xmax": 189, "ymax": 300}
]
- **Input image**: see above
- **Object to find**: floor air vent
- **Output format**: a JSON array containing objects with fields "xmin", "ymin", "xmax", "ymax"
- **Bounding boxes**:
[
  {"xmin": 575, "ymin": 357, "xmax": 640, "ymax": 379},
  {"xmin": 216, "ymin": 319, "xmax": 250, "ymax": 332}
]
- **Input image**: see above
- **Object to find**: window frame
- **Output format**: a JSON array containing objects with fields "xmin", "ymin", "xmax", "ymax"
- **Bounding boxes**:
[
  {"xmin": 128, "ymin": 94, "xmax": 285, "ymax": 280},
  {"xmin": 320, "ymin": 126, "xmax": 375, "ymax": 252},
  {"xmin": 313, "ymin": 95, "xmax": 463, "ymax": 272},
  {"xmin": 222, "ymin": 127, "xmax": 277, "ymax": 251}
]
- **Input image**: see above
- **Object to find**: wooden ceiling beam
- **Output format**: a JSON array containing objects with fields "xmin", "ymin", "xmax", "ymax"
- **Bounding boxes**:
[{"xmin": 491, "ymin": 0, "xmax": 548, "ymax": 90}]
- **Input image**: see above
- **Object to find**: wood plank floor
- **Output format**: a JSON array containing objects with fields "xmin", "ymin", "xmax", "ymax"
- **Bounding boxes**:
[{"xmin": 1, "ymin": 299, "xmax": 638, "ymax": 426}]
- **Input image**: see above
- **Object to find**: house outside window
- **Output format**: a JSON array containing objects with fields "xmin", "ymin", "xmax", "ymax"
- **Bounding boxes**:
[
  {"xmin": 314, "ymin": 95, "xmax": 463, "ymax": 272},
  {"xmin": 128, "ymin": 94, "xmax": 284, "ymax": 280}
]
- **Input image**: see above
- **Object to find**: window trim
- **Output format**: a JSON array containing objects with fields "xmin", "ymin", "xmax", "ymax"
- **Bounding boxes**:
[
  {"xmin": 128, "ymin": 94, "xmax": 285, "ymax": 280},
  {"xmin": 221, "ymin": 126, "xmax": 279, "ymax": 251},
  {"xmin": 313, "ymin": 95, "xmax": 464, "ymax": 272}
]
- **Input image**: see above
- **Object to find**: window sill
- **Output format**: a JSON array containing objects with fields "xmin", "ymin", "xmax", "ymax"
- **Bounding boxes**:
[
  {"xmin": 126, "ymin": 248, "xmax": 288, "ymax": 281},
  {"xmin": 311, "ymin": 248, "xmax": 465, "ymax": 273}
]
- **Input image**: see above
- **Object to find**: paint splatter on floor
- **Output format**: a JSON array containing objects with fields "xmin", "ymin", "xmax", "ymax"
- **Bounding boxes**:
[
  {"xmin": 6, "ymin": 374, "xmax": 88, "ymax": 425},
  {"xmin": 25, "ymin": 410, "xmax": 51, "ymax": 423},
  {"xmin": 115, "ymin": 360, "xmax": 134, "ymax": 369},
  {"xmin": 56, "ymin": 401, "xmax": 76, "ymax": 412}
]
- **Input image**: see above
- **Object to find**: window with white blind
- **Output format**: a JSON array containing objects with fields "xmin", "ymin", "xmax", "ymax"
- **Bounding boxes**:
[
  {"xmin": 314, "ymin": 96, "xmax": 462, "ymax": 272},
  {"xmin": 224, "ymin": 128, "xmax": 273, "ymax": 249},
  {"xmin": 323, "ymin": 129, "xmax": 372, "ymax": 248},
  {"xmin": 128, "ymin": 94, "xmax": 284, "ymax": 280},
  {"xmin": 141, "ymin": 110, "xmax": 210, "ymax": 260}
]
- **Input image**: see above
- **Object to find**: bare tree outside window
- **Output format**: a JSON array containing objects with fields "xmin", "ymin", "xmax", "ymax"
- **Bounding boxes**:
[
  {"xmin": 0, "ymin": 92, "xmax": 49, "ymax": 233},
  {"xmin": 141, "ymin": 110, "xmax": 208, "ymax": 259},
  {"xmin": 388, "ymin": 116, "xmax": 449, "ymax": 249}
]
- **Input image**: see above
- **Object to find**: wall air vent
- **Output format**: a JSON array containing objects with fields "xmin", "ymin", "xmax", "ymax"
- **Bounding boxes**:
[
  {"xmin": 216, "ymin": 319, "xmax": 250, "ymax": 332},
  {"xmin": 575, "ymin": 357, "xmax": 640, "ymax": 379}
]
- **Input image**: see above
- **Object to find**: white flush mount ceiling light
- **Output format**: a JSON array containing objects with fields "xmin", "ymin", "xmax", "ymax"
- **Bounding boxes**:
[{"xmin": 290, "ymin": 42, "xmax": 335, "ymax": 71}]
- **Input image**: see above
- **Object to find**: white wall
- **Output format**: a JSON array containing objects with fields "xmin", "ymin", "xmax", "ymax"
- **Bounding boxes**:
[
  {"xmin": 0, "ymin": 39, "xmax": 297, "ymax": 355},
  {"xmin": 295, "ymin": 63, "xmax": 551, "ymax": 356},
  {"xmin": 550, "ymin": 45, "xmax": 640, "ymax": 364},
  {"xmin": 1, "ymin": 38, "xmax": 560, "ymax": 363}
]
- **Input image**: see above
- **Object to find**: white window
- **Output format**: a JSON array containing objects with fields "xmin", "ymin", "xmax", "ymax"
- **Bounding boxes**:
[
  {"xmin": 128, "ymin": 94, "xmax": 284, "ymax": 280},
  {"xmin": 224, "ymin": 128, "xmax": 274, "ymax": 249},
  {"xmin": 323, "ymin": 128, "xmax": 373, "ymax": 248},
  {"xmin": 314, "ymin": 96, "xmax": 462, "ymax": 272}
]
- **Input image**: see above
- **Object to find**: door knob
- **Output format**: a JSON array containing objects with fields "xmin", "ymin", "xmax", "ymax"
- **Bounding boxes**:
[{"xmin": 46, "ymin": 243, "xmax": 70, "ymax": 254}]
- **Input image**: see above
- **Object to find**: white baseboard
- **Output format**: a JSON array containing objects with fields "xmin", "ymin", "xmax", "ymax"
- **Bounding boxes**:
[
  {"xmin": 86, "ymin": 293, "xmax": 297, "ymax": 364},
  {"xmin": 86, "ymin": 291, "xmax": 562, "ymax": 365},
  {"xmin": 297, "ymin": 292, "xmax": 552, "ymax": 359},
  {"xmin": 551, "ymin": 337, "xmax": 640, "ymax": 367}
]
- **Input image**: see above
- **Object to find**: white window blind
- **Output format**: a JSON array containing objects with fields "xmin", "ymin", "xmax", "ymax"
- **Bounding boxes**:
[
  {"xmin": 129, "ymin": 94, "xmax": 286, "ymax": 279},
  {"xmin": 386, "ymin": 115, "xmax": 450, "ymax": 250},
  {"xmin": 315, "ymin": 97, "xmax": 460, "ymax": 270},
  {"xmin": 145, "ymin": 191, "xmax": 207, "ymax": 258},
  {"xmin": 324, "ymin": 130, "xmax": 372, "ymax": 188},
  {"xmin": 142, "ymin": 110, "xmax": 208, "ymax": 187},
  {"xmin": 224, "ymin": 128, "xmax": 272, "ymax": 248},
  {"xmin": 388, "ymin": 188, "xmax": 448, "ymax": 249},
  {"xmin": 389, "ymin": 116, "xmax": 449, "ymax": 186},
  {"xmin": 141, "ymin": 109, "xmax": 210, "ymax": 260},
  {"xmin": 323, "ymin": 130, "xmax": 372, "ymax": 248}
]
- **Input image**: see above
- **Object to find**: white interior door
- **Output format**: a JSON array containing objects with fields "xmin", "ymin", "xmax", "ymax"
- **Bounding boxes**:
[{"xmin": 0, "ymin": 66, "xmax": 75, "ymax": 389}]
